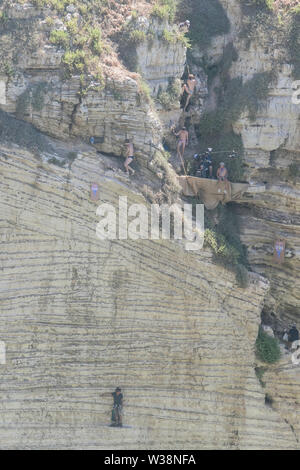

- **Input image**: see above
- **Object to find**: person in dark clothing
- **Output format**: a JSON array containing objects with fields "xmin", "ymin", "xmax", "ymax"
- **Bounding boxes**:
[
  {"xmin": 288, "ymin": 326, "xmax": 299, "ymax": 343},
  {"xmin": 101, "ymin": 387, "xmax": 124, "ymax": 427},
  {"xmin": 203, "ymin": 151, "xmax": 213, "ymax": 178},
  {"xmin": 111, "ymin": 387, "xmax": 123, "ymax": 427}
]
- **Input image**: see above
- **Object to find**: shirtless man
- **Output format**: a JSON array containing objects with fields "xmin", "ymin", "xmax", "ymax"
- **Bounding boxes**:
[
  {"xmin": 182, "ymin": 74, "xmax": 196, "ymax": 112},
  {"xmin": 174, "ymin": 127, "xmax": 189, "ymax": 172},
  {"xmin": 124, "ymin": 139, "xmax": 135, "ymax": 175},
  {"xmin": 217, "ymin": 162, "xmax": 230, "ymax": 194}
]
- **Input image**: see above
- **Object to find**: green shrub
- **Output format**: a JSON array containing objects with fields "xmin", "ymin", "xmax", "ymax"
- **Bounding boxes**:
[
  {"xmin": 62, "ymin": 49, "xmax": 86, "ymax": 74},
  {"xmin": 161, "ymin": 28, "xmax": 191, "ymax": 47},
  {"xmin": 157, "ymin": 77, "xmax": 182, "ymax": 109},
  {"xmin": 89, "ymin": 27, "xmax": 103, "ymax": 55},
  {"xmin": 128, "ymin": 29, "xmax": 147, "ymax": 44},
  {"xmin": 255, "ymin": 327, "xmax": 281, "ymax": 364},
  {"xmin": 66, "ymin": 18, "xmax": 78, "ymax": 35},
  {"xmin": 50, "ymin": 29, "xmax": 70, "ymax": 48},
  {"xmin": 137, "ymin": 78, "xmax": 152, "ymax": 104},
  {"xmin": 203, "ymin": 205, "xmax": 249, "ymax": 285},
  {"xmin": 162, "ymin": 28, "xmax": 177, "ymax": 44},
  {"xmin": 151, "ymin": 0, "xmax": 178, "ymax": 23}
]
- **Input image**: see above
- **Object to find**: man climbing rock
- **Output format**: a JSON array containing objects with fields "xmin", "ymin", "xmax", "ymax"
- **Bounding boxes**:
[
  {"xmin": 124, "ymin": 139, "xmax": 135, "ymax": 176},
  {"xmin": 217, "ymin": 162, "xmax": 230, "ymax": 194},
  {"xmin": 182, "ymin": 74, "xmax": 196, "ymax": 112},
  {"xmin": 174, "ymin": 127, "xmax": 189, "ymax": 173}
]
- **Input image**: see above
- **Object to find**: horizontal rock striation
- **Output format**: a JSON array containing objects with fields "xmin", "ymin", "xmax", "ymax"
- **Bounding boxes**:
[{"xmin": 0, "ymin": 143, "xmax": 298, "ymax": 449}]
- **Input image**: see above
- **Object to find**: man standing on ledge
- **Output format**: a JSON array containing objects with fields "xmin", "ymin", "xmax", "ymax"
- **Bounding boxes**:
[
  {"xmin": 174, "ymin": 126, "xmax": 189, "ymax": 174},
  {"xmin": 111, "ymin": 387, "xmax": 123, "ymax": 427},
  {"xmin": 100, "ymin": 387, "xmax": 124, "ymax": 427}
]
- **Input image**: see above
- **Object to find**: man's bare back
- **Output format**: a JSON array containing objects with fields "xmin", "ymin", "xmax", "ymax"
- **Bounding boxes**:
[
  {"xmin": 177, "ymin": 129, "xmax": 189, "ymax": 143},
  {"xmin": 126, "ymin": 142, "xmax": 134, "ymax": 157}
]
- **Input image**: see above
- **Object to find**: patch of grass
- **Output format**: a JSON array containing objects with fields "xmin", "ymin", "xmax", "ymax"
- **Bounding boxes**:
[
  {"xmin": 117, "ymin": 19, "xmax": 147, "ymax": 72},
  {"xmin": 128, "ymin": 29, "xmax": 147, "ymax": 44},
  {"xmin": 204, "ymin": 205, "xmax": 249, "ymax": 286},
  {"xmin": 88, "ymin": 27, "xmax": 104, "ymax": 55},
  {"xmin": 157, "ymin": 77, "xmax": 181, "ymax": 109},
  {"xmin": 137, "ymin": 78, "xmax": 152, "ymax": 105},
  {"xmin": 50, "ymin": 29, "xmax": 70, "ymax": 48},
  {"xmin": 62, "ymin": 49, "xmax": 86, "ymax": 74},
  {"xmin": 151, "ymin": 0, "xmax": 178, "ymax": 23},
  {"xmin": 152, "ymin": 150, "xmax": 181, "ymax": 197},
  {"xmin": 161, "ymin": 28, "xmax": 191, "ymax": 48},
  {"xmin": 255, "ymin": 327, "xmax": 281, "ymax": 364}
]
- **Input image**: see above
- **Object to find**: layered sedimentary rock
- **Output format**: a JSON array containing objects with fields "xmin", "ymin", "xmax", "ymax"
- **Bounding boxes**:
[
  {"xmin": 0, "ymin": 143, "xmax": 299, "ymax": 449},
  {"xmin": 135, "ymin": 17, "xmax": 186, "ymax": 95},
  {"xmin": 263, "ymin": 353, "xmax": 300, "ymax": 445},
  {"xmin": 0, "ymin": 4, "xmax": 162, "ymax": 161},
  {"xmin": 193, "ymin": 0, "xmax": 300, "ymax": 323}
]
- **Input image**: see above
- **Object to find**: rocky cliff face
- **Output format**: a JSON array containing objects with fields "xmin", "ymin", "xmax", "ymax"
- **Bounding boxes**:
[
  {"xmin": 189, "ymin": 0, "xmax": 300, "ymax": 324},
  {"xmin": 0, "ymin": 0, "xmax": 300, "ymax": 449},
  {"xmin": 0, "ymin": 2, "xmax": 162, "ymax": 164},
  {"xmin": 0, "ymin": 142, "xmax": 299, "ymax": 449}
]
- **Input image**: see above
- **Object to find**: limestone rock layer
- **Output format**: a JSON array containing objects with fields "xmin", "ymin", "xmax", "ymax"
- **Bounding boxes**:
[{"xmin": 0, "ymin": 145, "xmax": 298, "ymax": 449}]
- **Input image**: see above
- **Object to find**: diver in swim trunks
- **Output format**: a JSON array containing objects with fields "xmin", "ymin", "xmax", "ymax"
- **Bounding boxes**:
[
  {"xmin": 217, "ymin": 162, "xmax": 230, "ymax": 193},
  {"xmin": 174, "ymin": 127, "xmax": 189, "ymax": 173},
  {"xmin": 124, "ymin": 139, "xmax": 135, "ymax": 175},
  {"xmin": 182, "ymin": 74, "xmax": 196, "ymax": 112}
]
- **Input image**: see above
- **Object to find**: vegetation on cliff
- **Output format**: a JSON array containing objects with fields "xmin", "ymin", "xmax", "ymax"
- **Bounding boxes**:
[
  {"xmin": 204, "ymin": 205, "xmax": 249, "ymax": 288},
  {"xmin": 256, "ymin": 327, "xmax": 281, "ymax": 363}
]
